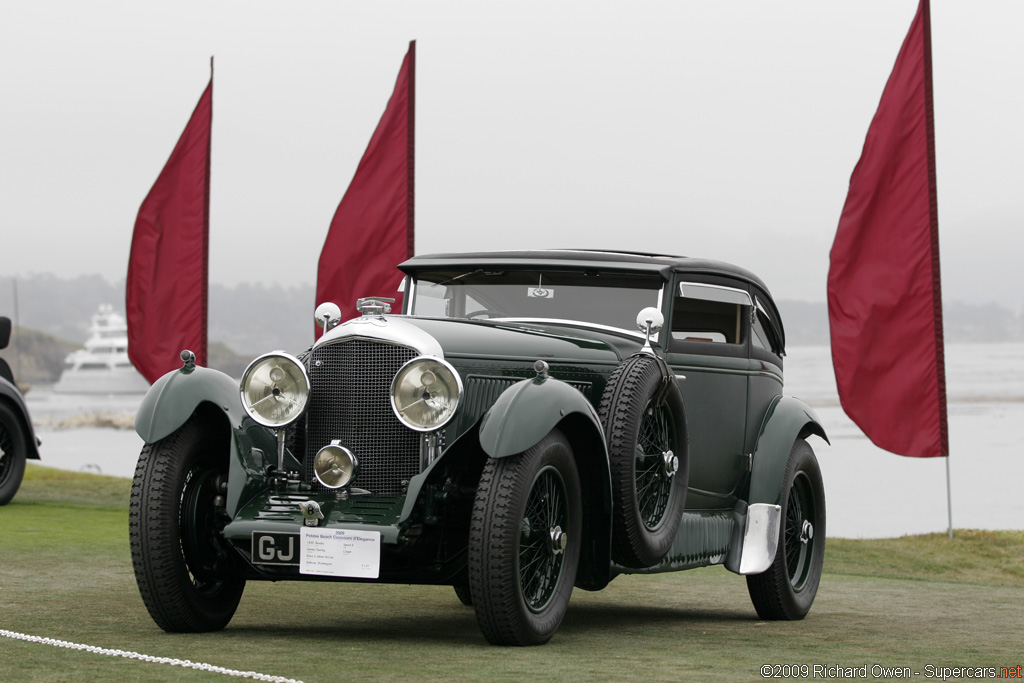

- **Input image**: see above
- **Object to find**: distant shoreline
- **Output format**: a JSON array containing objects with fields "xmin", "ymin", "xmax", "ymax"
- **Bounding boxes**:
[{"xmin": 32, "ymin": 411, "xmax": 136, "ymax": 430}]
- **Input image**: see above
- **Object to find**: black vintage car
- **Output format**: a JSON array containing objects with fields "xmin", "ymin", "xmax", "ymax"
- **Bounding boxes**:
[
  {"xmin": 0, "ymin": 316, "xmax": 41, "ymax": 505},
  {"xmin": 130, "ymin": 250, "xmax": 828, "ymax": 645}
]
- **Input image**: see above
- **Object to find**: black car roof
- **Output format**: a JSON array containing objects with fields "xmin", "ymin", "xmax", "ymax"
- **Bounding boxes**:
[{"xmin": 400, "ymin": 249, "xmax": 772, "ymax": 293}]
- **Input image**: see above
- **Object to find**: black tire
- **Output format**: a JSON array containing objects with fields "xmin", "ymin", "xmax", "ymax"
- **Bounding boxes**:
[
  {"xmin": 746, "ymin": 439, "xmax": 825, "ymax": 620},
  {"xmin": 453, "ymin": 583, "xmax": 474, "ymax": 606},
  {"xmin": 598, "ymin": 355, "xmax": 689, "ymax": 568},
  {"xmin": 468, "ymin": 429, "xmax": 582, "ymax": 646},
  {"xmin": 0, "ymin": 403, "xmax": 28, "ymax": 506},
  {"xmin": 129, "ymin": 417, "xmax": 244, "ymax": 632}
]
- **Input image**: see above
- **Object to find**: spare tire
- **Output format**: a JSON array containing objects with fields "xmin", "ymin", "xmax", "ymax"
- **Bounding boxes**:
[{"xmin": 598, "ymin": 354, "xmax": 689, "ymax": 568}]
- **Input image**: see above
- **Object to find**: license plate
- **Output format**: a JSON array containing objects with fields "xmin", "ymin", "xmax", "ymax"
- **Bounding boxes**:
[
  {"xmin": 251, "ymin": 531, "xmax": 300, "ymax": 566},
  {"xmin": 250, "ymin": 529, "xmax": 381, "ymax": 579}
]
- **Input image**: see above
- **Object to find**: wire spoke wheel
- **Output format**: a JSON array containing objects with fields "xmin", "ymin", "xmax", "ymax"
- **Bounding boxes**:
[
  {"xmin": 179, "ymin": 467, "xmax": 233, "ymax": 596},
  {"xmin": 469, "ymin": 429, "xmax": 581, "ymax": 645},
  {"xmin": 635, "ymin": 403, "xmax": 674, "ymax": 530},
  {"xmin": 599, "ymin": 355, "xmax": 688, "ymax": 568},
  {"xmin": 519, "ymin": 466, "xmax": 567, "ymax": 611},
  {"xmin": 746, "ymin": 439, "xmax": 825, "ymax": 620},
  {"xmin": 785, "ymin": 471, "xmax": 816, "ymax": 590}
]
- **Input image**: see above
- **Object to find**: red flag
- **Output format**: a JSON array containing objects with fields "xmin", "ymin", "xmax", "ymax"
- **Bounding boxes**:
[
  {"xmin": 828, "ymin": 0, "xmax": 948, "ymax": 458},
  {"xmin": 317, "ymin": 41, "xmax": 415, "ymax": 333},
  {"xmin": 127, "ymin": 72, "xmax": 212, "ymax": 384}
]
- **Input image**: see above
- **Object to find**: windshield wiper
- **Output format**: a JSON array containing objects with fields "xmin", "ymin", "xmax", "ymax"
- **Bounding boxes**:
[{"xmin": 428, "ymin": 270, "xmax": 481, "ymax": 288}]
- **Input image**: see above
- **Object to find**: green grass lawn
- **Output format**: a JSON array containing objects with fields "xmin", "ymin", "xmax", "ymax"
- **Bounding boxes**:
[{"xmin": 2, "ymin": 464, "xmax": 1022, "ymax": 682}]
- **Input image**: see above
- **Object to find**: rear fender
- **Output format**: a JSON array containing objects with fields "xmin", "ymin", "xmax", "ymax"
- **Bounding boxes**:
[
  {"xmin": 135, "ymin": 364, "xmax": 245, "ymax": 444},
  {"xmin": 727, "ymin": 395, "xmax": 828, "ymax": 575},
  {"xmin": 747, "ymin": 395, "xmax": 828, "ymax": 507}
]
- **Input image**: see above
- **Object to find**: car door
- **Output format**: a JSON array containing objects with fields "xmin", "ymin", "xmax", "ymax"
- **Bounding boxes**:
[{"xmin": 663, "ymin": 275, "xmax": 755, "ymax": 510}]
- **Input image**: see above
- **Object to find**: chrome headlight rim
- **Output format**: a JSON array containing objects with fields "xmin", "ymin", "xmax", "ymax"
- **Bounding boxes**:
[
  {"xmin": 390, "ymin": 356, "xmax": 462, "ymax": 433},
  {"xmin": 239, "ymin": 351, "xmax": 311, "ymax": 429}
]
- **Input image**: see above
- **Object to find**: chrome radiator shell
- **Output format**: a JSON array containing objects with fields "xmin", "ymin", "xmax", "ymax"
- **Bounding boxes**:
[{"xmin": 304, "ymin": 338, "xmax": 420, "ymax": 495}]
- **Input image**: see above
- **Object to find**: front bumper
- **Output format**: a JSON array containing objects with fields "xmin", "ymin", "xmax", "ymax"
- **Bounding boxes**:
[{"xmin": 221, "ymin": 485, "xmax": 469, "ymax": 585}]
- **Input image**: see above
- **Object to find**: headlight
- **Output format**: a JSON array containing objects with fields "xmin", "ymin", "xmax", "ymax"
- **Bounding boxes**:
[
  {"xmin": 390, "ymin": 357, "xmax": 462, "ymax": 432},
  {"xmin": 239, "ymin": 352, "xmax": 310, "ymax": 428}
]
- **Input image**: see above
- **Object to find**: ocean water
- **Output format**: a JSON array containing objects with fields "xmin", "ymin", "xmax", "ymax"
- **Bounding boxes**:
[
  {"xmin": 784, "ymin": 343, "xmax": 1024, "ymax": 538},
  {"xmin": 23, "ymin": 343, "xmax": 1024, "ymax": 539},
  {"xmin": 23, "ymin": 389, "xmax": 146, "ymax": 479}
]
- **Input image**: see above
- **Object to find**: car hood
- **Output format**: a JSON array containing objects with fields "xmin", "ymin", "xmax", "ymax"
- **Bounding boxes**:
[{"xmin": 315, "ymin": 314, "xmax": 631, "ymax": 365}]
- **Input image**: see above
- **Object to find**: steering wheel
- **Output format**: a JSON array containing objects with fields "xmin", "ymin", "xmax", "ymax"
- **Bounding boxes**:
[{"xmin": 465, "ymin": 309, "xmax": 498, "ymax": 319}]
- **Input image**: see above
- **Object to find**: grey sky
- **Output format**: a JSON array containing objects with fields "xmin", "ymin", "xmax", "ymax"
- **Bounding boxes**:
[{"xmin": 2, "ymin": 1, "xmax": 1021, "ymax": 309}]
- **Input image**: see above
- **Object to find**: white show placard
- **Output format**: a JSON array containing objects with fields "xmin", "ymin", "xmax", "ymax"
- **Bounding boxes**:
[{"xmin": 299, "ymin": 527, "xmax": 381, "ymax": 579}]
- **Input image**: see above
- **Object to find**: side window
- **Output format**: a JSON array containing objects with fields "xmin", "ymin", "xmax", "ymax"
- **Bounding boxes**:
[
  {"xmin": 411, "ymin": 283, "xmax": 450, "ymax": 317},
  {"xmin": 410, "ymin": 283, "xmax": 490, "ymax": 319},
  {"xmin": 751, "ymin": 294, "xmax": 785, "ymax": 358},
  {"xmin": 671, "ymin": 282, "xmax": 751, "ymax": 346},
  {"xmin": 751, "ymin": 312, "xmax": 772, "ymax": 351}
]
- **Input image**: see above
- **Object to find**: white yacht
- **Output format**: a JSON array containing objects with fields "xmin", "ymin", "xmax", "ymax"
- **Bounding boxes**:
[{"xmin": 53, "ymin": 305, "xmax": 150, "ymax": 394}]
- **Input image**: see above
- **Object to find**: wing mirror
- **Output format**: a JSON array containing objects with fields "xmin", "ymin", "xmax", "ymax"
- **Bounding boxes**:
[
  {"xmin": 636, "ymin": 307, "xmax": 664, "ymax": 354},
  {"xmin": 314, "ymin": 302, "xmax": 343, "ymax": 333}
]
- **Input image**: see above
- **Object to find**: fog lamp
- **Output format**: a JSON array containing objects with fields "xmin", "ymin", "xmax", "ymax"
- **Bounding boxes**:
[{"xmin": 314, "ymin": 441, "xmax": 358, "ymax": 489}]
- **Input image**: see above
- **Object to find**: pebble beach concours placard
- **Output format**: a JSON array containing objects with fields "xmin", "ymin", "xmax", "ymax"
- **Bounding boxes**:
[{"xmin": 299, "ymin": 528, "xmax": 381, "ymax": 579}]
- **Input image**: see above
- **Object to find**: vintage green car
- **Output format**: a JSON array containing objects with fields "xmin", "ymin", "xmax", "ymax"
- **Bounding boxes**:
[{"xmin": 129, "ymin": 250, "xmax": 827, "ymax": 645}]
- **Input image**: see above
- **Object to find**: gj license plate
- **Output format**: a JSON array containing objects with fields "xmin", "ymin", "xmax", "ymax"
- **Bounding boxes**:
[
  {"xmin": 252, "ymin": 531, "xmax": 299, "ymax": 566},
  {"xmin": 251, "ymin": 529, "xmax": 381, "ymax": 579}
]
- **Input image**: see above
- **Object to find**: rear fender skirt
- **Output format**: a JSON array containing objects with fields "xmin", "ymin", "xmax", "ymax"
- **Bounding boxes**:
[{"xmin": 724, "ymin": 501, "xmax": 782, "ymax": 575}]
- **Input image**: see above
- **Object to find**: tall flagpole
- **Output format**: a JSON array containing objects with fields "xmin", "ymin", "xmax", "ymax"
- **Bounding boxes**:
[
  {"xmin": 946, "ymin": 457, "xmax": 953, "ymax": 539},
  {"xmin": 203, "ymin": 55, "xmax": 213, "ymax": 368},
  {"xmin": 922, "ymin": 1, "xmax": 953, "ymax": 541},
  {"xmin": 12, "ymin": 278, "xmax": 21, "ymax": 380}
]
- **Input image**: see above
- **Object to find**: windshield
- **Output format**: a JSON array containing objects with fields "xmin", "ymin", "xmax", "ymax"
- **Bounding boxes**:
[{"xmin": 408, "ymin": 269, "xmax": 663, "ymax": 332}]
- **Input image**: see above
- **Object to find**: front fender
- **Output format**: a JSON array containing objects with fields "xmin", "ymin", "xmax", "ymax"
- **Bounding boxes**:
[
  {"xmin": 135, "ymin": 365, "xmax": 244, "ymax": 444},
  {"xmin": 478, "ymin": 375, "xmax": 612, "ymax": 590},
  {"xmin": 747, "ymin": 395, "xmax": 828, "ymax": 507},
  {"xmin": 478, "ymin": 375, "xmax": 603, "ymax": 458}
]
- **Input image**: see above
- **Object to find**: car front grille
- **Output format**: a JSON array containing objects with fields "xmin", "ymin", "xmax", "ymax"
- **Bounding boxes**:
[{"xmin": 305, "ymin": 338, "xmax": 420, "ymax": 495}]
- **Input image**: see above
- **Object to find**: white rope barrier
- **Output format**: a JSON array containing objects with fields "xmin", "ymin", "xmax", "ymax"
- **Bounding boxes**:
[{"xmin": 0, "ymin": 629, "xmax": 304, "ymax": 683}]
